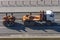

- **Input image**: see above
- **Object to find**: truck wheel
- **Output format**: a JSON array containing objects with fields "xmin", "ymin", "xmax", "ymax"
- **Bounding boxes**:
[
  {"xmin": 29, "ymin": 21, "xmax": 35, "ymax": 26},
  {"xmin": 24, "ymin": 20, "xmax": 35, "ymax": 26},
  {"xmin": 24, "ymin": 20, "xmax": 30, "ymax": 26},
  {"xmin": 3, "ymin": 21, "xmax": 15, "ymax": 27},
  {"xmin": 3, "ymin": 21, "xmax": 6, "ymax": 26},
  {"xmin": 46, "ymin": 21, "xmax": 52, "ymax": 25},
  {"xmin": 3, "ymin": 21, "xmax": 9, "ymax": 27},
  {"xmin": 9, "ymin": 22, "xmax": 14, "ymax": 26}
]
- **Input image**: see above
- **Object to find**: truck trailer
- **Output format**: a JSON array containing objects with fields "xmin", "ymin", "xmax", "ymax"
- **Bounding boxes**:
[
  {"xmin": 22, "ymin": 10, "xmax": 55, "ymax": 26},
  {"xmin": 3, "ymin": 13, "xmax": 16, "ymax": 26}
]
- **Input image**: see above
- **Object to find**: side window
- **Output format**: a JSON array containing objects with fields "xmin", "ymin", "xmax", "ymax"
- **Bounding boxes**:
[{"xmin": 50, "ymin": 14, "xmax": 54, "ymax": 17}]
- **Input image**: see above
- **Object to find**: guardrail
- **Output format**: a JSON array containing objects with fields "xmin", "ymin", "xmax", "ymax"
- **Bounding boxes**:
[{"xmin": 0, "ymin": 12, "xmax": 59, "ymax": 14}]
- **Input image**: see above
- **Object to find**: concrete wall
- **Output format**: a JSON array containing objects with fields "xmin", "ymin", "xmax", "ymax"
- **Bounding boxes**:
[
  {"xmin": 0, "ymin": 0, "xmax": 59, "ymax": 7},
  {"xmin": 0, "ymin": 0, "xmax": 59, "ymax": 12}
]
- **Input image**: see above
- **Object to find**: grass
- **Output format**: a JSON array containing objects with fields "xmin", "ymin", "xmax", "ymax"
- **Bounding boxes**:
[{"xmin": 0, "ymin": 38, "xmax": 60, "ymax": 40}]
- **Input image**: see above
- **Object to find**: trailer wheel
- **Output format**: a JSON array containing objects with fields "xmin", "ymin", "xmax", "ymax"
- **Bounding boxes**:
[
  {"xmin": 9, "ymin": 22, "xmax": 15, "ymax": 26},
  {"xmin": 3, "ymin": 21, "xmax": 15, "ymax": 27},
  {"xmin": 3, "ymin": 21, "xmax": 7, "ymax": 26}
]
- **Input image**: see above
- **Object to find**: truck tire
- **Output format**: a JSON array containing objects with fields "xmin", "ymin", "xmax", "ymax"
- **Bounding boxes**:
[
  {"xmin": 24, "ymin": 21, "xmax": 29, "ymax": 26},
  {"xmin": 3, "ymin": 21, "xmax": 7, "ymax": 26},
  {"xmin": 24, "ymin": 20, "xmax": 35, "ymax": 26},
  {"xmin": 46, "ymin": 21, "xmax": 52, "ymax": 25},
  {"xmin": 3, "ymin": 21, "xmax": 15, "ymax": 27},
  {"xmin": 9, "ymin": 22, "xmax": 15, "ymax": 26}
]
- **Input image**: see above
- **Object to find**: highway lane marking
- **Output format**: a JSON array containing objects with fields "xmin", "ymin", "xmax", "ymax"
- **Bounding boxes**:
[
  {"xmin": 0, "ymin": 27, "xmax": 7, "ymax": 28},
  {"xmin": 3, "ymin": 35, "xmax": 60, "ymax": 38}
]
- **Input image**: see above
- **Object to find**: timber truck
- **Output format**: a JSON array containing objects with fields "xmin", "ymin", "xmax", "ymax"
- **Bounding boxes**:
[
  {"xmin": 22, "ymin": 10, "xmax": 55, "ymax": 26},
  {"xmin": 2, "ymin": 10, "xmax": 55, "ymax": 26}
]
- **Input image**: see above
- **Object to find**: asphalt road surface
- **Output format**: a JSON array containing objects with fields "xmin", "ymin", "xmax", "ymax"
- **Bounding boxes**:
[{"xmin": 0, "ymin": 12, "xmax": 60, "ymax": 36}]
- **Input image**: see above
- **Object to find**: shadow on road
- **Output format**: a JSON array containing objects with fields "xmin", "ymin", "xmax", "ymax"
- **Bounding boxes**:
[
  {"xmin": 4, "ymin": 22, "xmax": 27, "ymax": 32},
  {"xmin": 3, "ymin": 21, "xmax": 60, "ymax": 32},
  {"xmin": 26, "ymin": 22, "xmax": 60, "ymax": 32}
]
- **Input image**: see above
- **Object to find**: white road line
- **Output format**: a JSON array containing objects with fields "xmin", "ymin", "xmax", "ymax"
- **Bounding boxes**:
[
  {"xmin": 0, "ymin": 20, "xmax": 3, "ymax": 21},
  {"xmin": 1, "ymin": 35, "xmax": 60, "ymax": 38},
  {"xmin": 0, "ymin": 27, "xmax": 6, "ymax": 28}
]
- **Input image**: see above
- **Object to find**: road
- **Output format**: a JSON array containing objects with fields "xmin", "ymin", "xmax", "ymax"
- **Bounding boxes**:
[{"xmin": 0, "ymin": 12, "xmax": 60, "ymax": 37}]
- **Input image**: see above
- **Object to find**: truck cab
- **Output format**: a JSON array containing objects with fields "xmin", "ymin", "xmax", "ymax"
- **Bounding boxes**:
[{"xmin": 45, "ymin": 10, "xmax": 55, "ymax": 23}]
